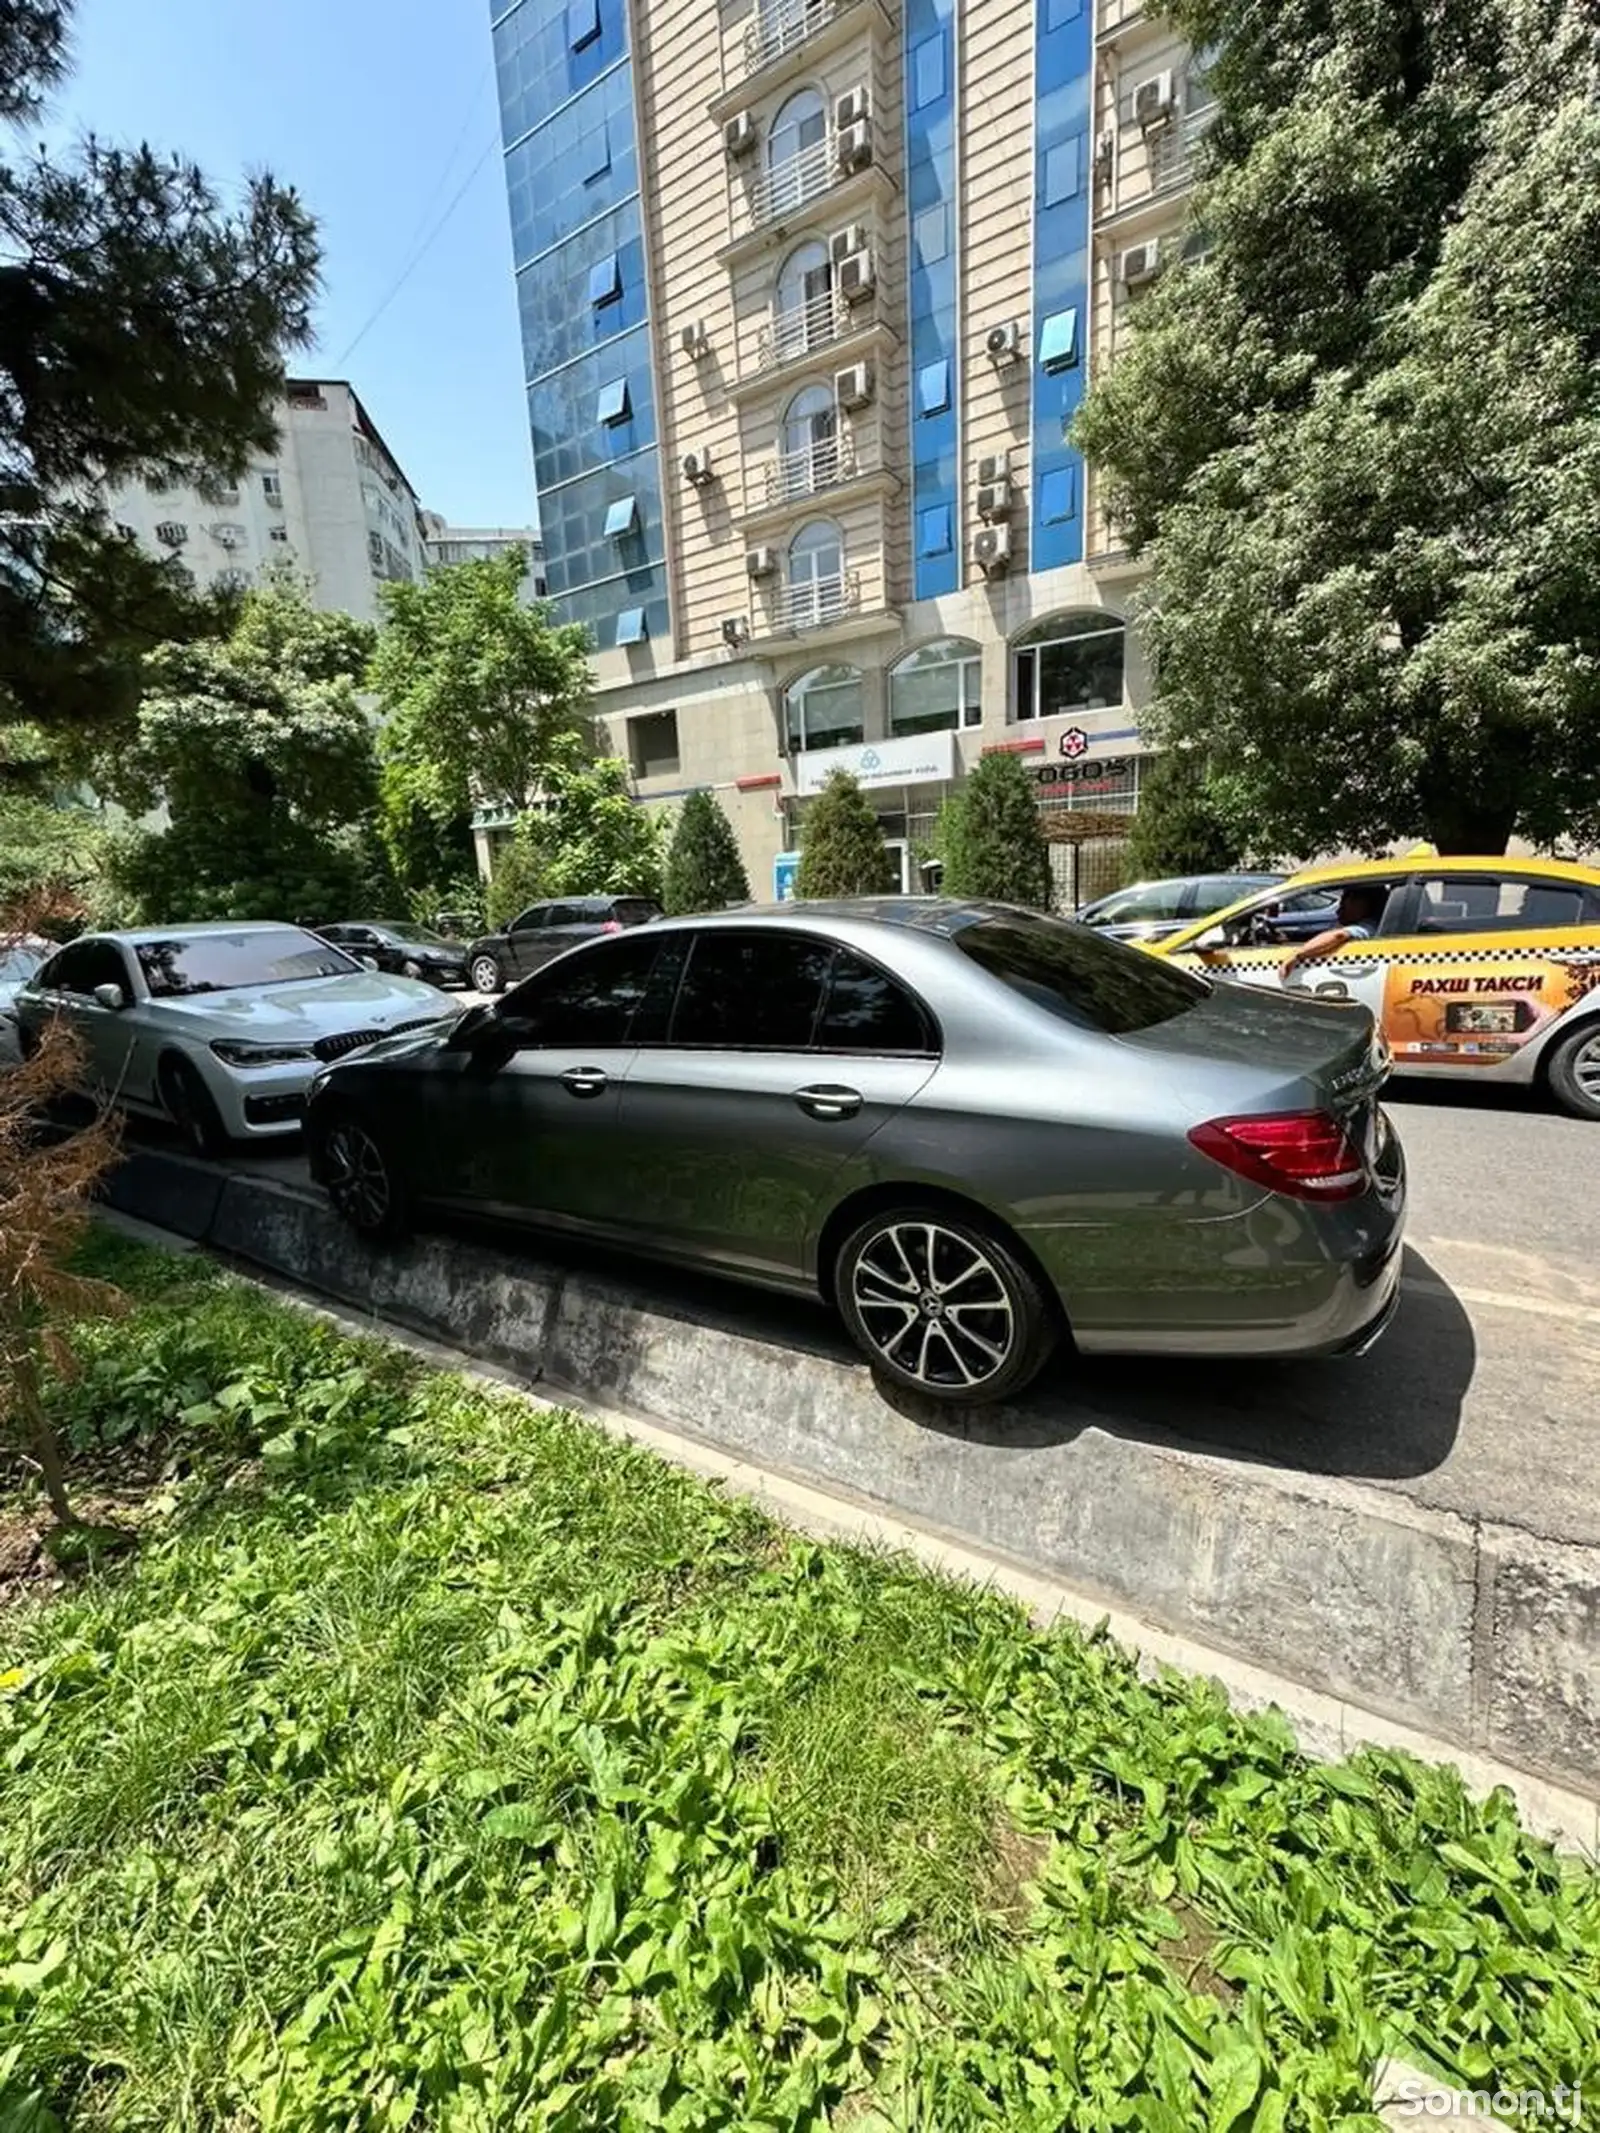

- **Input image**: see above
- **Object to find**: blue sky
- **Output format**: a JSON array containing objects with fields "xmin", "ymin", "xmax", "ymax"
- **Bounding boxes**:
[{"xmin": 42, "ymin": 0, "xmax": 536, "ymax": 528}]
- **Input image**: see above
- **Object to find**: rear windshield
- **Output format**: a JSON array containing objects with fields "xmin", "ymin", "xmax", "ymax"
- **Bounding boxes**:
[
  {"xmin": 0, "ymin": 946, "xmax": 45, "ymax": 983},
  {"xmin": 954, "ymin": 911, "xmax": 1209, "ymax": 1035},
  {"xmin": 135, "ymin": 928, "xmax": 360, "ymax": 997},
  {"xmin": 612, "ymin": 899, "xmax": 662, "ymax": 926}
]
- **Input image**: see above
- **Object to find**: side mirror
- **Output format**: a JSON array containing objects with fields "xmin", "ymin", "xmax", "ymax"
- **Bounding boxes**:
[
  {"xmin": 1193, "ymin": 926, "xmax": 1227, "ymax": 951},
  {"xmin": 92, "ymin": 982, "xmax": 127, "ymax": 1011},
  {"xmin": 360, "ymin": 956, "xmax": 379, "ymax": 972}
]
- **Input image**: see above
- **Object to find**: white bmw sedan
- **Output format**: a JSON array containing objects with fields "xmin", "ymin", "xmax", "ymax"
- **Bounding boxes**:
[{"xmin": 12, "ymin": 922, "xmax": 457, "ymax": 1154}]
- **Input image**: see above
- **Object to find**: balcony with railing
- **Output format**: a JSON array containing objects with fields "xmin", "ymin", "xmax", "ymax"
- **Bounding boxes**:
[
  {"xmin": 757, "ymin": 286, "xmax": 854, "ymax": 371},
  {"xmin": 761, "ymin": 433, "xmax": 858, "ymax": 511},
  {"xmin": 750, "ymin": 134, "xmax": 838, "ymax": 228},
  {"xmin": 745, "ymin": 0, "xmax": 854, "ymax": 74},
  {"xmin": 768, "ymin": 569, "xmax": 861, "ymax": 633},
  {"xmin": 1110, "ymin": 104, "xmax": 1214, "ymax": 216}
]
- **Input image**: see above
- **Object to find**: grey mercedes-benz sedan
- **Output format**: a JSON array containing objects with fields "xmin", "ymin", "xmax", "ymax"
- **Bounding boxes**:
[{"xmin": 305, "ymin": 899, "xmax": 1405, "ymax": 1405}]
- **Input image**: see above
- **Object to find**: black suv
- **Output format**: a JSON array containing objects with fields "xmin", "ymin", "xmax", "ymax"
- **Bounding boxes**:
[{"xmin": 465, "ymin": 896, "xmax": 662, "ymax": 993}]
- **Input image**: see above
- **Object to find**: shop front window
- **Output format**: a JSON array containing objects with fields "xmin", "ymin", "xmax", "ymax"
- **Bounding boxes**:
[
  {"xmin": 888, "ymin": 638, "xmax": 982, "ymax": 736},
  {"xmin": 784, "ymin": 662, "xmax": 865, "ymax": 753},
  {"xmin": 1012, "ymin": 611, "xmax": 1126, "ymax": 721}
]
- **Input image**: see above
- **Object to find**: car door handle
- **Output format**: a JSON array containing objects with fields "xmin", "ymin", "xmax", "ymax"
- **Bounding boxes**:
[
  {"xmin": 793, "ymin": 1083, "xmax": 862, "ymax": 1121},
  {"xmin": 560, "ymin": 1066, "xmax": 608, "ymax": 1099}
]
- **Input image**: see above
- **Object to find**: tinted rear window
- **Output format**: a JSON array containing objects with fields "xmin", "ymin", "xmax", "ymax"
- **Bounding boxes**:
[
  {"xmin": 612, "ymin": 899, "xmax": 662, "ymax": 926},
  {"xmin": 954, "ymin": 912, "xmax": 1208, "ymax": 1035}
]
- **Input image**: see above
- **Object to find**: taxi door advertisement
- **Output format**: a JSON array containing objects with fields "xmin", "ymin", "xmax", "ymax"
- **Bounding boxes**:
[{"xmin": 1381, "ymin": 952, "xmax": 1600, "ymax": 1067}]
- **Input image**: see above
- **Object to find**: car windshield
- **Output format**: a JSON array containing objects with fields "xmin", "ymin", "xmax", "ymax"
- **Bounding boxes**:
[
  {"xmin": 374, "ymin": 922, "xmax": 450, "ymax": 945},
  {"xmin": 954, "ymin": 910, "xmax": 1209, "ymax": 1035},
  {"xmin": 0, "ymin": 946, "xmax": 44, "ymax": 983},
  {"xmin": 135, "ymin": 928, "xmax": 361, "ymax": 997}
]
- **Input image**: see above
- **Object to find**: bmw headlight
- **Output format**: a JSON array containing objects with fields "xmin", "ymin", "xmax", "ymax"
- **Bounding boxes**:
[{"xmin": 209, "ymin": 1040, "xmax": 318, "ymax": 1069}]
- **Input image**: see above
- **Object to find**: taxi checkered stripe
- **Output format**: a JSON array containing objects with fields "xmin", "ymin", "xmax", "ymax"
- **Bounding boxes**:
[{"xmin": 1304, "ymin": 944, "xmax": 1600, "ymax": 966}]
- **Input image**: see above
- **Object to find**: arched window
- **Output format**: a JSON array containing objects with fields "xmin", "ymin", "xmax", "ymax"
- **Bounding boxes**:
[
  {"xmin": 780, "ymin": 384, "xmax": 838, "ymax": 496},
  {"xmin": 785, "ymin": 519, "xmax": 845, "ymax": 626},
  {"xmin": 784, "ymin": 662, "xmax": 864, "ymax": 754},
  {"xmin": 773, "ymin": 240, "xmax": 833, "ymax": 362},
  {"xmin": 1012, "ymin": 611, "xmax": 1125, "ymax": 722},
  {"xmin": 888, "ymin": 638, "xmax": 982, "ymax": 737},
  {"xmin": 766, "ymin": 88, "xmax": 828, "ymax": 216}
]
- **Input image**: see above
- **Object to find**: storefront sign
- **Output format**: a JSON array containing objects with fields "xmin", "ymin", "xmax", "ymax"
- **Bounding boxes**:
[
  {"xmin": 1032, "ymin": 753, "xmax": 1136, "ymax": 795},
  {"xmin": 773, "ymin": 851, "xmax": 800, "ymax": 901},
  {"xmin": 795, "ymin": 728, "xmax": 956, "ymax": 797}
]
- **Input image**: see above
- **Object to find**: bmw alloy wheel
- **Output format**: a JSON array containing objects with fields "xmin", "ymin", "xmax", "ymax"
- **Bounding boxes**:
[
  {"xmin": 323, "ymin": 1117, "xmax": 395, "ymax": 1235},
  {"xmin": 848, "ymin": 1219, "xmax": 1019, "ymax": 1393}
]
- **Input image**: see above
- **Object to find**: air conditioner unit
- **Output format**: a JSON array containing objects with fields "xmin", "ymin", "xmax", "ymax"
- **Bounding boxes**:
[
  {"xmin": 212, "ymin": 523, "xmax": 242, "ymax": 549},
  {"xmin": 976, "ymin": 479, "xmax": 1013, "ymax": 522},
  {"xmin": 985, "ymin": 320, "xmax": 1021, "ymax": 362},
  {"xmin": 746, "ymin": 545, "xmax": 777, "ymax": 579},
  {"xmin": 723, "ymin": 109, "xmax": 757, "ymax": 158},
  {"xmin": 1119, "ymin": 241, "xmax": 1161, "ymax": 285},
  {"xmin": 836, "ymin": 119, "xmax": 872, "ymax": 172},
  {"xmin": 976, "ymin": 450, "xmax": 1011, "ymax": 486},
  {"xmin": 154, "ymin": 521, "xmax": 187, "ymax": 546},
  {"xmin": 834, "ymin": 85, "xmax": 870, "ymax": 130},
  {"xmin": 829, "ymin": 223, "xmax": 868, "ymax": 264},
  {"xmin": 680, "ymin": 320, "xmax": 709, "ymax": 358},
  {"xmin": 1131, "ymin": 70, "xmax": 1176, "ymax": 127},
  {"xmin": 973, "ymin": 524, "xmax": 1012, "ymax": 575},
  {"xmin": 835, "ymin": 361, "xmax": 874, "ymax": 410},
  {"xmin": 837, "ymin": 248, "xmax": 875, "ymax": 304},
  {"xmin": 682, "ymin": 448, "xmax": 715, "ymax": 486},
  {"xmin": 1095, "ymin": 128, "xmax": 1116, "ymax": 177}
]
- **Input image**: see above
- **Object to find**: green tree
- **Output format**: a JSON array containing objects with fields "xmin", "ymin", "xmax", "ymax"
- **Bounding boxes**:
[
  {"xmin": 663, "ymin": 789, "xmax": 751, "ymax": 915},
  {"xmin": 1074, "ymin": 0, "xmax": 1600, "ymax": 856},
  {"xmin": 796, "ymin": 772, "xmax": 896, "ymax": 898},
  {"xmin": 96, "ymin": 576, "xmax": 394, "ymax": 922},
  {"xmin": 1126, "ymin": 748, "xmax": 1249, "ymax": 878},
  {"xmin": 487, "ymin": 751, "xmax": 665, "ymax": 928},
  {"xmin": 1, "ymin": 1, "xmax": 320, "ymax": 741},
  {"xmin": 370, "ymin": 550, "xmax": 594, "ymax": 830},
  {"xmin": 939, "ymin": 751, "xmax": 1053, "ymax": 908}
]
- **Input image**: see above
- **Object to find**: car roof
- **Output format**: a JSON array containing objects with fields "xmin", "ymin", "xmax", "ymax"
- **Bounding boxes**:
[
  {"xmin": 1092, "ymin": 871, "xmax": 1283, "ymax": 896},
  {"xmin": 76, "ymin": 922, "xmax": 317, "ymax": 946},
  {"xmin": 650, "ymin": 897, "xmax": 1033, "ymax": 937},
  {"xmin": 1282, "ymin": 852, "xmax": 1600, "ymax": 889}
]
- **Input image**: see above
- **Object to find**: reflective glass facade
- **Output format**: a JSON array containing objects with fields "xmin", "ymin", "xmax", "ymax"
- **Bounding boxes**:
[
  {"xmin": 1030, "ymin": 0, "xmax": 1093, "ymax": 572},
  {"xmin": 904, "ymin": 0, "xmax": 958, "ymax": 600},
  {"xmin": 493, "ymin": 0, "xmax": 667, "ymax": 651}
]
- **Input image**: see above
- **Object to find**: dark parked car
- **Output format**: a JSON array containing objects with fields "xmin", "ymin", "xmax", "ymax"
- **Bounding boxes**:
[
  {"xmin": 465, "ymin": 895, "xmax": 662, "ymax": 995},
  {"xmin": 1077, "ymin": 874, "xmax": 1341, "ymax": 946},
  {"xmin": 316, "ymin": 921, "xmax": 471, "ymax": 988},
  {"xmin": 307, "ymin": 899, "xmax": 1405, "ymax": 1407}
]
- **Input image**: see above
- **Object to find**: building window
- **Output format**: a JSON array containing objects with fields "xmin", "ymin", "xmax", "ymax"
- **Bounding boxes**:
[
  {"xmin": 1012, "ymin": 612, "xmax": 1126, "ymax": 721},
  {"xmin": 916, "ymin": 360, "xmax": 951, "ymax": 417},
  {"xmin": 1043, "ymin": 137, "xmax": 1082, "ymax": 206},
  {"xmin": 261, "ymin": 470, "xmax": 282, "ymax": 506},
  {"xmin": 1038, "ymin": 308, "xmax": 1080, "ymax": 374},
  {"xmin": 1040, "ymin": 465, "xmax": 1077, "ymax": 525},
  {"xmin": 784, "ymin": 663, "xmax": 865, "ymax": 752},
  {"xmin": 603, "ymin": 495, "xmax": 639, "ymax": 538},
  {"xmin": 588, "ymin": 252, "xmax": 621, "ymax": 307},
  {"xmin": 913, "ymin": 205, "xmax": 948, "ymax": 267},
  {"xmin": 785, "ymin": 519, "xmax": 845, "ymax": 626},
  {"xmin": 1045, "ymin": 0, "xmax": 1083, "ymax": 24},
  {"xmin": 596, "ymin": 377, "xmax": 630, "ymax": 425},
  {"xmin": 628, "ymin": 710, "xmax": 679, "ymax": 777},
  {"xmin": 773, "ymin": 240, "xmax": 833, "ymax": 361},
  {"xmin": 615, "ymin": 606, "xmax": 648, "ymax": 647},
  {"xmin": 581, "ymin": 121, "xmax": 611, "ymax": 183},
  {"xmin": 766, "ymin": 87, "xmax": 827, "ymax": 216},
  {"xmin": 567, "ymin": 0, "xmax": 600, "ymax": 51},
  {"xmin": 912, "ymin": 31, "xmax": 946, "ymax": 110},
  {"xmin": 889, "ymin": 638, "xmax": 982, "ymax": 737},
  {"xmin": 781, "ymin": 383, "xmax": 839, "ymax": 492},
  {"xmin": 269, "ymin": 525, "xmax": 290, "ymax": 545},
  {"xmin": 916, "ymin": 505, "xmax": 952, "ymax": 558}
]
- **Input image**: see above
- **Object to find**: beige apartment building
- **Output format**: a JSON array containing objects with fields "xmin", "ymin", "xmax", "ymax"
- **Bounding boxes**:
[{"xmin": 491, "ymin": 0, "xmax": 1206, "ymax": 899}]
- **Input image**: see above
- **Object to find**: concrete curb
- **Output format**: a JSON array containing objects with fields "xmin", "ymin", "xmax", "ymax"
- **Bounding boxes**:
[{"xmin": 100, "ymin": 1150, "xmax": 1600, "ymax": 1828}]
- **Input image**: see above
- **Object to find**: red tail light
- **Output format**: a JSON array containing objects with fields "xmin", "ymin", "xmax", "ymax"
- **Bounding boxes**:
[
  {"xmin": 1188, "ymin": 1110, "xmax": 1368, "ymax": 1202},
  {"xmin": 602, "ymin": 919, "xmax": 623, "ymax": 934}
]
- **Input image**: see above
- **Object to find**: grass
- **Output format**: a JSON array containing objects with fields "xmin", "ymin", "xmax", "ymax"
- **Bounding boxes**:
[{"xmin": 0, "ymin": 1231, "xmax": 1597, "ymax": 2130}]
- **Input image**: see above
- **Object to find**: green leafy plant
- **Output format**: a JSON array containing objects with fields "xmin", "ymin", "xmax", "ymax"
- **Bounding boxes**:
[
  {"xmin": 939, "ymin": 750, "xmax": 1053, "ymax": 909},
  {"xmin": 662, "ymin": 788, "xmax": 751, "ymax": 915},
  {"xmin": 487, "ymin": 752, "xmax": 665, "ymax": 926},
  {"xmin": 796, "ymin": 771, "xmax": 896, "ymax": 898},
  {"xmin": 1126, "ymin": 747, "xmax": 1251, "ymax": 879}
]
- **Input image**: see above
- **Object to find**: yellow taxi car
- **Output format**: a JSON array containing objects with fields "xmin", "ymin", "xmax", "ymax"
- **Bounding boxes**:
[{"xmin": 1147, "ymin": 853, "xmax": 1600, "ymax": 1120}]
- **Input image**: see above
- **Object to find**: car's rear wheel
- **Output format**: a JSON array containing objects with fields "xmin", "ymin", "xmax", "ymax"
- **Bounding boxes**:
[
  {"xmin": 833, "ymin": 1205, "xmax": 1059, "ymax": 1405},
  {"xmin": 317, "ymin": 1110, "xmax": 409, "ymax": 1240},
  {"xmin": 1545, "ymin": 1022, "xmax": 1600, "ymax": 1122},
  {"xmin": 470, "ymin": 953, "xmax": 503, "ymax": 995},
  {"xmin": 158, "ymin": 1054, "xmax": 229, "ymax": 1159}
]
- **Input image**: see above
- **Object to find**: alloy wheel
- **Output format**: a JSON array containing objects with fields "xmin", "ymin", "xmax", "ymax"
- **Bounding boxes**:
[
  {"xmin": 471, "ymin": 955, "xmax": 501, "ymax": 994},
  {"xmin": 324, "ymin": 1119, "xmax": 392, "ymax": 1232},
  {"xmin": 1574, "ymin": 1031, "xmax": 1600, "ymax": 1103},
  {"xmin": 849, "ymin": 1220, "xmax": 1017, "ymax": 1392}
]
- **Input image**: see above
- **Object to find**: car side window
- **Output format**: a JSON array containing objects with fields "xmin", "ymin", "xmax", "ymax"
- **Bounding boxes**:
[
  {"xmin": 498, "ymin": 934, "xmax": 666, "ymax": 1048},
  {"xmin": 50, "ymin": 942, "xmax": 130, "ymax": 997},
  {"xmin": 670, "ymin": 932, "xmax": 835, "ymax": 1050},
  {"xmin": 815, "ymin": 950, "xmax": 937, "ymax": 1055},
  {"xmin": 510, "ymin": 906, "xmax": 546, "ymax": 933},
  {"xmin": 1196, "ymin": 877, "xmax": 1271, "ymax": 916},
  {"xmin": 547, "ymin": 904, "xmax": 586, "ymax": 929},
  {"xmin": 39, "ymin": 943, "xmax": 96, "ymax": 993},
  {"xmin": 1091, "ymin": 883, "xmax": 1188, "ymax": 925},
  {"xmin": 1412, "ymin": 875, "xmax": 1588, "ymax": 935}
]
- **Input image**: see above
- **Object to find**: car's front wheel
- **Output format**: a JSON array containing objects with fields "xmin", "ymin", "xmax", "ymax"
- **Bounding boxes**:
[
  {"xmin": 316, "ymin": 1110, "xmax": 409, "ymax": 1240},
  {"xmin": 158, "ymin": 1055, "xmax": 229, "ymax": 1158},
  {"xmin": 833, "ymin": 1204, "xmax": 1059, "ymax": 1405},
  {"xmin": 470, "ymin": 953, "xmax": 503, "ymax": 995},
  {"xmin": 1545, "ymin": 1021, "xmax": 1600, "ymax": 1122}
]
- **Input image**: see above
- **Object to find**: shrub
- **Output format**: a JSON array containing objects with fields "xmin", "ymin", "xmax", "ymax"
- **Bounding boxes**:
[
  {"xmin": 940, "ymin": 750, "xmax": 1053, "ymax": 908},
  {"xmin": 663, "ymin": 789, "xmax": 751, "ymax": 915},
  {"xmin": 1127, "ymin": 748, "xmax": 1247, "ymax": 878},
  {"xmin": 796, "ymin": 772, "xmax": 896, "ymax": 898}
]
